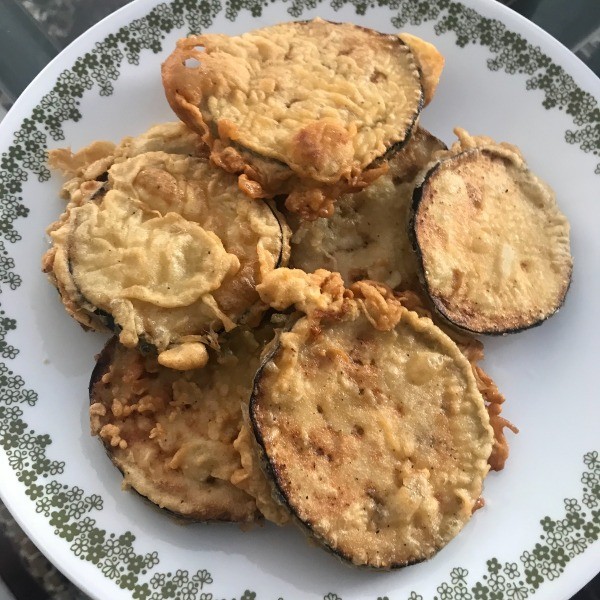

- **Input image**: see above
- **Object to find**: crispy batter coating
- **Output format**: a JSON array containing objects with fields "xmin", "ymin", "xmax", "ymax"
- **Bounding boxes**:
[
  {"xmin": 251, "ymin": 278, "xmax": 493, "ymax": 567},
  {"xmin": 162, "ymin": 19, "xmax": 425, "ymax": 217},
  {"xmin": 256, "ymin": 268, "xmax": 351, "ymax": 317},
  {"xmin": 61, "ymin": 189, "xmax": 240, "ymax": 345},
  {"xmin": 90, "ymin": 328, "xmax": 289, "ymax": 524},
  {"xmin": 258, "ymin": 268, "xmax": 516, "ymax": 470},
  {"xmin": 289, "ymin": 128, "xmax": 446, "ymax": 288},
  {"xmin": 411, "ymin": 129, "xmax": 573, "ymax": 334},
  {"xmin": 47, "ymin": 122, "xmax": 207, "ymax": 185},
  {"xmin": 398, "ymin": 33, "xmax": 445, "ymax": 106},
  {"xmin": 43, "ymin": 124, "xmax": 290, "ymax": 367}
]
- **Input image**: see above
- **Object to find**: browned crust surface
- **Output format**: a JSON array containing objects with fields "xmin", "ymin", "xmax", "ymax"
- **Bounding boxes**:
[
  {"xmin": 288, "ymin": 127, "xmax": 447, "ymax": 287},
  {"xmin": 256, "ymin": 268, "xmax": 517, "ymax": 471},
  {"xmin": 90, "ymin": 330, "xmax": 289, "ymax": 524},
  {"xmin": 251, "ymin": 279, "xmax": 492, "ymax": 568},
  {"xmin": 411, "ymin": 144, "xmax": 572, "ymax": 334}
]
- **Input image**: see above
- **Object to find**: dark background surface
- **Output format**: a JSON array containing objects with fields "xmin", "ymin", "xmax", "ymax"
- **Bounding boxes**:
[{"xmin": 0, "ymin": 0, "xmax": 598, "ymax": 599}]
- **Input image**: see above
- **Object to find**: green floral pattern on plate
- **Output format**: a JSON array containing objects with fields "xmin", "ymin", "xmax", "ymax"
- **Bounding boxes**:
[{"xmin": 0, "ymin": 0, "xmax": 598, "ymax": 597}]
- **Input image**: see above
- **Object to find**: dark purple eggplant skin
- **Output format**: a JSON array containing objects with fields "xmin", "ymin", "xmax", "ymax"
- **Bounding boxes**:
[
  {"xmin": 408, "ymin": 150, "xmax": 572, "ymax": 336},
  {"xmin": 268, "ymin": 201, "xmax": 287, "ymax": 269},
  {"xmin": 367, "ymin": 109, "xmax": 422, "ymax": 171},
  {"xmin": 248, "ymin": 316, "xmax": 425, "ymax": 570}
]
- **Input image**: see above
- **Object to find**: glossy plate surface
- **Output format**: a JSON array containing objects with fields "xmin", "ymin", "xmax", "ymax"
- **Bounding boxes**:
[{"xmin": 0, "ymin": 0, "xmax": 598, "ymax": 598}]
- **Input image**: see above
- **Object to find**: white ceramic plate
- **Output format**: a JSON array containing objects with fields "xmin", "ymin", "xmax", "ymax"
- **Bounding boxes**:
[{"xmin": 0, "ymin": 0, "xmax": 598, "ymax": 599}]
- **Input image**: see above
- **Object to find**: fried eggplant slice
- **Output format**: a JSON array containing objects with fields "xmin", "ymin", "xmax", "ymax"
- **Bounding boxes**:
[
  {"xmin": 290, "ymin": 128, "xmax": 446, "ymax": 288},
  {"xmin": 251, "ymin": 278, "xmax": 493, "ymax": 568},
  {"xmin": 162, "ymin": 19, "xmax": 425, "ymax": 218},
  {"xmin": 43, "ymin": 123, "xmax": 213, "ymax": 334},
  {"xmin": 89, "ymin": 328, "xmax": 289, "ymax": 524},
  {"xmin": 44, "ymin": 143, "xmax": 290, "ymax": 368},
  {"xmin": 410, "ymin": 131, "xmax": 572, "ymax": 334}
]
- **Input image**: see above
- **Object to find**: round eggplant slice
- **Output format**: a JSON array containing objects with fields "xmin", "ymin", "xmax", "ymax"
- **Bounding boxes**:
[
  {"xmin": 256, "ymin": 268, "xmax": 516, "ymax": 472},
  {"xmin": 289, "ymin": 128, "xmax": 446, "ymax": 288},
  {"xmin": 106, "ymin": 152, "xmax": 289, "ymax": 327},
  {"xmin": 250, "ymin": 303, "xmax": 493, "ymax": 568},
  {"xmin": 90, "ymin": 328, "xmax": 289, "ymax": 524},
  {"xmin": 46, "ymin": 149, "xmax": 290, "ymax": 367},
  {"xmin": 410, "ymin": 146, "xmax": 572, "ymax": 334},
  {"xmin": 162, "ymin": 19, "xmax": 424, "ymax": 217}
]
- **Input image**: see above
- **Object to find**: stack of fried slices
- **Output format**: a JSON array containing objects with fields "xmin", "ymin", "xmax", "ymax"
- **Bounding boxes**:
[{"xmin": 42, "ymin": 19, "xmax": 572, "ymax": 569}]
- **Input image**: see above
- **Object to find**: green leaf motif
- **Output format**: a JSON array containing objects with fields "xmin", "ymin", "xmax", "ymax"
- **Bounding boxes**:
[
  {"xmin": 194, "ymin": 569, "xmax": 213, "ymax": 588},
  {"xmin": 427, "ymin": 451, "xmax": 598, "ymax": 600},
  {"xmin": 451, "ymin": 567, "xmax": 469, "ymax": 584}
]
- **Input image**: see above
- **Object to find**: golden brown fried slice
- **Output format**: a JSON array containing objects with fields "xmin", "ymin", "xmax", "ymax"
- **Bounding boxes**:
[
  {"xmin": 43, "ymin": 123, "xmax": 212, "ymax": 334},
  {"xmin": 398, "ymin": 33, "xmax": 445, "ymax": 106},
  {"xmin": 252, "ymin": 273, "xmax": 493, "ymax": 568},
  {"xmin": 89, "ymin": 327, "xmax": 289, "ymax": 524},
  {"xmin": 289, "ymin": 128, "xmax": 446, "ymax": 288},
  {"xmin": 162, "ymin": 19, "xmax": 426, "ymax": 218},
  {"xmin": 51, "ymin": 189, "xmax": 239, "ymax": 363},
  {"xmin": 44, "ymin": 127, "xmax": 290, "ymax": 369},
  {"xmin": 410, "ymin": 129, "xmax": 572, "ymax": 334}
]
